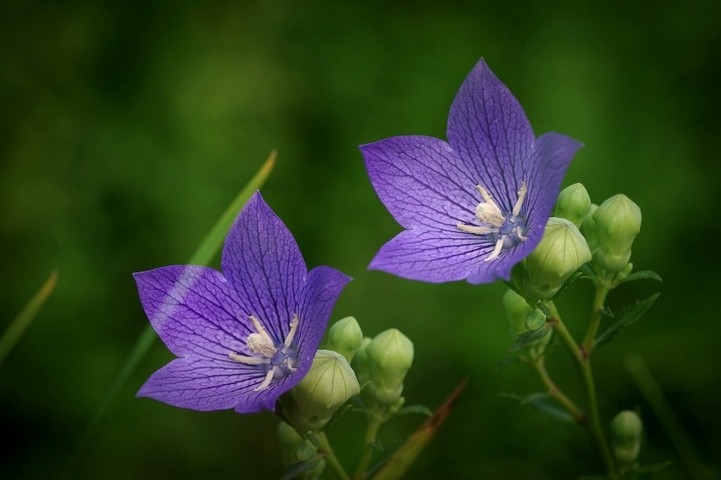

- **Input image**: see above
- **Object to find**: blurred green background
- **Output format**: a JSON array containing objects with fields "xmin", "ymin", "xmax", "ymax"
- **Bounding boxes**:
[{"xmin": 2, "ymin": 1, "xmax": 720, "ymax": 478}]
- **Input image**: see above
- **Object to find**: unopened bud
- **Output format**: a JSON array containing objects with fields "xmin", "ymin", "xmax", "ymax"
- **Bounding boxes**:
[
  {"xmin": 287, "ymin": 350, "xmax": 360, "ymax": 433},
  {"xmin": 503, "ymin": 289, "xmax": 552, "ymax": 354},
  {"xmin": 592, "ymin": 195, "xmax": 642, "ymax": 273},
  {"xmin": 555, "ymin": 183, "xmax": 592, "ymax": 228},
  {"xmin": 326, "ymin": 316, "xmax": 363, "ymax": 362},
  {"xmin": 611, "ymin": 410, "xmax": 643, "ymax": 465},
  {"xmin": 351, "ymin": 337, "xmax": 372, "ymax": 386},
  {"xmin": 365, "ymin": 329, "xmax": 414, "ymax": 406},
  {"xmin": 515, "ymin": 217, "xmax": 591, "ymax": 301}
]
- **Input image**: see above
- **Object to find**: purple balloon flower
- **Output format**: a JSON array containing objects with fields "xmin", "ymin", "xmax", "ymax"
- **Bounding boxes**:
[
  {"xmin": 133, "ymin": 191, "xmax": 351, "ymax": 413},
  {"xmin": 361, "ymin": 58, "xmax": 582, "ymax": 284}
]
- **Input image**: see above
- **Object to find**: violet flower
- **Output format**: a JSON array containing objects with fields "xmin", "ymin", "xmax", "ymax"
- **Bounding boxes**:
[
  {"xmin": 133, "ymin": 191, "xmax": 350, "ymax": 413},
  {"xmin": 361, "ymin": 58, "xmax": 582, "ymax": 284}
]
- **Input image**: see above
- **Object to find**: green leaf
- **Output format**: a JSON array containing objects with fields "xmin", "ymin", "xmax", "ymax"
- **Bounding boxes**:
[
  {"xmin": 510, "ymin": 325, "xmax": 552, "ymax": 351},
  {"xmin": 280, "ymin": 454, "xmax": 325, "ymax": 480},
  {"xmin": 617, "ymin": 269, "xmax": 663, "ymax": 285},
  {"xmin": 389, "ymin": 404, "xmax": 432, "ymax": 419},
  {"xmin": 595, "ymin": 293, "xmax": 660, "ymax": 348},
  {"xmin": 0, "ymin": 270, "xmax": 58, "ymax": 368},
  {"xmin": 550, "ymin": 269, "xmax": 585, "ymax": 300},
  {"xmin": 369, "ymin": 378, "xmax": 467, "ymax": 480},
  {"xmin": 83, "ymin": 151, "xmax": 276, "ymax": 435},
  {"xmin": 500, "ymin": 392, "xmax": 574, "ymax": 423}
]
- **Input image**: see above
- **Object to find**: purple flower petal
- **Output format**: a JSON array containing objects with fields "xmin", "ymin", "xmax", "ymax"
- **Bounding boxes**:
[
  {"xmin": 447, "ymin": 58, "xmax": 535, "ymax": 209},
  {"xmin": 362, "ymin": 58, "xmax": 582, "ymax": 284},
  {"xmin": 134, "ymin": 191, "xmax": 350, "ymax": 414}
]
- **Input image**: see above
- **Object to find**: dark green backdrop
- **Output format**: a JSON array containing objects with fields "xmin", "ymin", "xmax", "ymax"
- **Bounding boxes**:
[{"xmin": 2, "ymin": 1, "xmax": 720, "ymax": 478}]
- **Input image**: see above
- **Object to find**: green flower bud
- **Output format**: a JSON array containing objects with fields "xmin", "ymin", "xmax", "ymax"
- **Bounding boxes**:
[
  {"xmin": 580, "ymin": 203, "xmax": 599, "ymax": 252},
  {"xmin": 502, "ymin": 289, "xmax": 552, "ymax": 355},
  {"xmin": 287, "ymin": 350, "xmax": 360, "ymax": 433},
  {"xmin": 515, "ymin": 217, "xmax": 591, "ymax": 301},
  {"xmin": 326, "ymin": 316, "xmax": 363, "ymax": 363},
  {"xmin": 555, "ymin": 183, "xmax": 592, "ymax": 228},
  {"xmin": 351, "ymin": 337, "xmax": 372, "ymax": 386},
  {"xmin": 365, "ymin": 329, "xmax": 414, "ymax": 406},
  {"xmin": 276, "ymin": 421, "xmax": 326, "ymax": 476},
  {"xmin": 592, "ymin": 194, "xmax": 642, "ymax": 273},
  {"xmin": 610, "ymin": 410, "xmax": 643, "ymax": 465}
]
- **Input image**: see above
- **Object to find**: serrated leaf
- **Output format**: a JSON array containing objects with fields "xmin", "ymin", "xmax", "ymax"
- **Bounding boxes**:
[
  {"xmin": 83, "ymin": 151, "xmax": 276, "ymax": 437},
  {"xmin": 0, "ymin": 270, "xmax": 58, "ymax": 368},
  {"xmin": 369, "ymin": 378, "xmax": 467, "ymax": 480},
  {"xmin": 389, "ymin": 404, "xmax": 432, "ymax": 419},
  {"xmin": 280, "ymin": 454, "xmax": 325, "ymax": 480},
  {"xmin": 550, "ymin": 269, "xmax": 584, "ymax": 300},
  {"xmin": 499, "ymin": 392, "xmax": 574, "ymax": 423},
  {"xmin": 510, "ymin": 325, "xmax": 552, "ymax": 351},
  {"xmin": 595, "ymin": 293, "xmax": 660, "ymax": 348},
  {"xmin": 617, "ymin": 270, "xmax": 663, "ymax": 285},
  {"xmin": 521, "ymin": 392, "xmax": 575, "ymax": 423}
]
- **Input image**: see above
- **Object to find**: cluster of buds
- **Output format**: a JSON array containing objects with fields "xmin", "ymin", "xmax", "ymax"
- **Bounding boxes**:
[{"xmin": 511, "ymin": 183, "xmax": 644, "ymax": 303}]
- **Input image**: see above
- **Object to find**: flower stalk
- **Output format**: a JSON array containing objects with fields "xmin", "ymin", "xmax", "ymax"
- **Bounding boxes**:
[{"xmin": 547, "ymin": 301, "xmax": 617, "ymax": 479}]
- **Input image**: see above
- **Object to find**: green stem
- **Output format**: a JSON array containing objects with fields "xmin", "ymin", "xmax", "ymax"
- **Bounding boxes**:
[
  {"xmin": 582, "ymin": 282, "xmax": 611, "ymax": 354},
  {"xmin": 354, "ymin": 414, "xmax": 383, "ymax": 479},
  {"xmin": 548, "ymin": 301, "xmax": 617, "ymax": 479},
  {"xmin": 317, "ymin": 432, "xmax": 351, "ymax": 480},
  {"xmin": 530, "ymin": 355, "xmax": 585, "ymax": 423}
]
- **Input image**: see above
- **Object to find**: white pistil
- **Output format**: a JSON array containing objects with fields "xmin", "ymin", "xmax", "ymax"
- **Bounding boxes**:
[
  {"xmin": 512, "ymin": 181, "xmax": 527, "ymax": 217},
  {"xmin": 228, "ymin": 314, "xmax": 301, "ymax": 392},
  {"xmin": 457, "ymin": 181, "xmax": 529, "ymax": 262}
]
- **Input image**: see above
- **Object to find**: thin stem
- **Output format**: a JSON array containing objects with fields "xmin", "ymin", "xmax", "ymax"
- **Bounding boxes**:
[
  {"xmin": 548, "ymin": 301, "xmax": 617, "ymax": 479},
  {"xmin": 582, "ymin": 282, "xmax": 611, "ymax": 354},
  {"xmin": 354, "ymin": 414, "xmax": 383, "ymax": 480},
  {"xmin": 316, "ymin": 432, "xmax": 351, "ymax": 480},
  {"xmin": 530, "ymin": 355, "xmax": 585, "ymax": 423}
]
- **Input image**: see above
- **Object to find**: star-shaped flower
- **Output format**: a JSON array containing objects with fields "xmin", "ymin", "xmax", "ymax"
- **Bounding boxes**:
[
  {"xmin": 361, "ymin": 58, "xmax": 582, "ymax": 284},
  {"xmin": 133, "ymin": 191, "xmax": 351, "ymax": 413}
]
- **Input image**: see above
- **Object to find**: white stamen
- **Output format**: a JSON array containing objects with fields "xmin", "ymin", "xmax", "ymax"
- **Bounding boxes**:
[
  {"xmin": 457, "ymin": 222, "xmax": 497, "ymax": 235},
  {"xmin": 512, "ymin": 181, "xmax": 527, "ymax": 217},
  {"xmin": 485, "ymin": 238, "xmax": 505, "ymax": 262},
  {"xmin": 254, "ymin": 369, "xmax": 275, "ymax": 391},
  {"xmin": 284, "ymin": 315, "xmax": 299, "ymax": 348},
  {"xmin": 474, "ymin": 185, "xmax": 504, "ymax": 226},
  {"xmin": 228, "ymin": 313, "xmax": 302, "ymax": 392},
  {"xmin": 228, "ymin": 352, "xmax": 269, "ymax": 365}
]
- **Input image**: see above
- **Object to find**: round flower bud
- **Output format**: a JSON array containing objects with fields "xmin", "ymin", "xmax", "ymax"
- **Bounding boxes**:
[
  {"xmin": 288, "ymin": 350, "xmax": 360, "ymax": 433},
  {"xmin": 580, "ymin": 203, "xmax": 599, "ymax": 252},
  {"xmin": 518, "ymin": 217, "xmax": 591, "ymax": 301},
  {"xmin": 365, "ymin": 329, "xmax": 414, "ymax": 406},
  {"xmin": 351, "ymin": 337, "xmax": 372, "ymax": 386},
  {"xmin": 502, "ymin": 289, "xmax": 552, "ymax": 355},
  {"xmin": 610, "ymin": 410, "xmax": 643, "ymax": 465},
  {"xmin": 326, "ymin": 316, "xmax": 364, "ymax": 363},
  {"xmin": 555, "ymin": 183, "xmax": 592, "ymax": 228},
  {"xmin": 592, "ymin": 194, "xmax": 642, "ymax": 273}
]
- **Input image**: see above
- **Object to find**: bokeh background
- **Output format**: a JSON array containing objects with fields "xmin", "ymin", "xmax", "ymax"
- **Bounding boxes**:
[{"xmin": 2, "ymin": 1, "xmax": 720, "ymax": 479}]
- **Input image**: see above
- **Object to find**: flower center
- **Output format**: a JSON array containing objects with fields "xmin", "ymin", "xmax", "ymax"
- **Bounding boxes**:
[
  {"xmin": 457, "ymin": 181, "xmax": 529, "ymax": 261},
  {"xmin": 229, "ymin": 314, "xmax": 300, "ymax": 391}
]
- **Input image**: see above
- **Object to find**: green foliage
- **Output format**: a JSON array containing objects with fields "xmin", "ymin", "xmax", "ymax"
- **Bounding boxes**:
[{"xmin": 595, "ymin": 293, "xmax": 661, "ymax": 348}]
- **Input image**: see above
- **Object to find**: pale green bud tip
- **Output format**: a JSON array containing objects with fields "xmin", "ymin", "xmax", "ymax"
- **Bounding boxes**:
[
  {"xmin": 522, "ymin": 217, "xmax": 591, "ymax": 300},
  {"xmin": 594, "ymin": 194, "xmax": 642, "ymax": 253},
  {"xmin": 365, "ymin": 329, "xmax": 414, "ymax": 405},
  {"xmin": 555, "ymin": 183, "xmax": 592, "ymax": 228},
  {"xmin": 503, "ymin": 289, "xmax": 543, "ymax": 336},
  {"xmin": 291, "ymin": 350, "xmax": 360, "ymax": 432},
  {"xmin": 326, "ymin": 316, "xmax": 363, "ymax": 362},
  {"xmin": 611, "ymin": 410, "xmax": 643, "ymax": 465}
]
